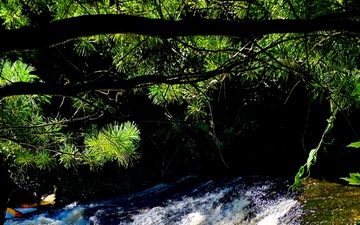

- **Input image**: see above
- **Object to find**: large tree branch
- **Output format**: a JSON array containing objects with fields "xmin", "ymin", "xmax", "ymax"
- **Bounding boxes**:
[
  {"xmin": 1, "ymin": 14, "xmax": 360, "ymax": 53},
  {"xmin": 0, "ymin": 14, "xmax": 358, "ymax": 98}
]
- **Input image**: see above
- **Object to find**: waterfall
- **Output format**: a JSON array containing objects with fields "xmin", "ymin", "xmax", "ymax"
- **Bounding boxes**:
[{"xmin": 5, "ymin": 176, "xmax": 302, "ymax": 225}]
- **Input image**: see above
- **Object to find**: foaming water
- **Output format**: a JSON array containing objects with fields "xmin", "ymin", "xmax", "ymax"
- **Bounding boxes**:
[{"xmin": 5, "ymin": 176, "xmax": 302, "ymax": 225}]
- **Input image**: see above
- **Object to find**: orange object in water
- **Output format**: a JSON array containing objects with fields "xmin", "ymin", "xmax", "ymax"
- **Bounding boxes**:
[
  {"xmin": 6, "ymin": 208, "xmax": 23, "ymax": 218},
  {"xmin": 6, "ymin": 194, "xmax": 55, "ymax": 219},
  {"xmin": 19, "ymin": 194, "xmax": 56, "ymax": 208},
  {"xmin": 39, "ymin": 194, "xmax": 56, "ymax": 206},
  {"xmin": 19, "ymin": 203, "xmax": 38, "ymax": 208}
]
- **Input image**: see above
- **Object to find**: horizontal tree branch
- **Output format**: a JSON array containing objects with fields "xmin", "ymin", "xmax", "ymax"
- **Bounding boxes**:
[
  {"xmin": 0, "ymin": 70, "xmax": 225, "ymax": 98},
  {"xmin": 1, "ymin": 14, "xmax": 360, "ymax": 53},
  {"xmin": 0, "ymin": 14, "xmax": 358, "ymax": 98}
]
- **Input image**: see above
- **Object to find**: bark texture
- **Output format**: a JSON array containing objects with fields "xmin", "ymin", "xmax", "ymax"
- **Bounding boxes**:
[{"xmin": 0, "ymin": 14, "xmax": 359, "ymax": 54}]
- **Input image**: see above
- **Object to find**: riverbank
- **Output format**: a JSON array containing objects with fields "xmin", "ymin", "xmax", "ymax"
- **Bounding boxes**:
[{"xmin": 298, "ymin": 178, "xmax": 360, "ymax": 224}]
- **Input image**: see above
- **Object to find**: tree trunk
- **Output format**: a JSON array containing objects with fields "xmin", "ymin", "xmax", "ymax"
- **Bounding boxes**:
[{"xmin": 0, "ymin": 156, "xmax": 12, "ymax": 225}]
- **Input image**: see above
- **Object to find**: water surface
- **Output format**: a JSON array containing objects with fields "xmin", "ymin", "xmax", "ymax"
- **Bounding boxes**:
[{"xmin": 5, "ymin": 176, "xmax": 302, "ymax": 225}]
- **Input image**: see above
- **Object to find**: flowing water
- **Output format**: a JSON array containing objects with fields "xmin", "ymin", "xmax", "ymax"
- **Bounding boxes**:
[{"xmin": 5, "ymin": 176, "xmax": 303, "ymax": 225}]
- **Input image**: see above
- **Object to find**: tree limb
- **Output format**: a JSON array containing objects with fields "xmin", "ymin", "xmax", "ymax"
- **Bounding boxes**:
[
  {"xmin": 1, "ymin": 14, "xmax": 360, "ymax": 54},
  {"xmin": 0, "ymin": 14, "xmax": 359, "ymax": 98},
  {"xmin": 0, "ymin": 70, "xmax": 226, "ymax": 98}
]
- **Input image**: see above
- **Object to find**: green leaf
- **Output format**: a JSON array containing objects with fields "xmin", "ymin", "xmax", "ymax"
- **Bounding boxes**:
[
  {"xmin": 306, "ymin": 149, "xmax": 317, "ymax": 172},
  {"xmin": 290, "ymin": 166, "xmax": 306, "ymax": 191},
  {"xmin": 341, "ymin": 173, "xmax": 360, "ymax": 185},
  {"xmin": 347, "ymin": 141, "xmax": 360, "ymax": 148},
  {"xmin": 298, "ymin": 166, "xmax": 305, "ymax": 178}
]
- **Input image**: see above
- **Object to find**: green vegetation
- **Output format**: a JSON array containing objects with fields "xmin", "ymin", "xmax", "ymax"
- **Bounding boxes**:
[
  {"xmin": 341, "ymin": 173, "xmax": 360, "ymax": 185},
  {"xmin": 341, "ymin": 143, "xmax": 360, "ymax": 185},
  {"xmin": 0, "ymin": 0, "xmax": 360, "ymax": 223},
  {"xmin": 300, "ymin": 178, "xmax": 360, "ymax": 224},
  {"xmin": 0, "ymin": 59, "xmax": 141, "ymax": 172}
]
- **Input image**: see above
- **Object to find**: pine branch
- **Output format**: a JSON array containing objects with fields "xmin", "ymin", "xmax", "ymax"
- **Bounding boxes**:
[{"xmin": 0, "ymin": 68, "xmax": 230, "ymax": 98}]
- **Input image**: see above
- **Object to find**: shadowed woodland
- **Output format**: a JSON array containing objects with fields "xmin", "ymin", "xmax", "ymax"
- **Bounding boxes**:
[{"xmin": 1, "ymin": 0, "xmax": 360, "ymax": 223}]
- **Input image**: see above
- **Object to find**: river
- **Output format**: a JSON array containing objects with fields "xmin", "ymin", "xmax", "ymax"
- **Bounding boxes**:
[{"xmin": 5, "ymin": 175, "xmax": 303, "ymax": 225}]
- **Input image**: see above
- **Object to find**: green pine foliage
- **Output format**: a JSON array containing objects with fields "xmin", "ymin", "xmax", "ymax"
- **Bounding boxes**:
[
  {"xmin": 0, "ymin": 59, "xmax": 141, "ymax": 171},
  {"xmin": 84, "ymin": 122, "xmax": 140, "ymax": 169},
  {"xmin": 0, "ymin": 0, "xmax": 360, "ymax": 189}
]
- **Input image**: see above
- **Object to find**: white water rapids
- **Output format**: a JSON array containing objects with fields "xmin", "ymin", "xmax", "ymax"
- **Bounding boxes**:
[{"xmin": 5, "ymin": 176, "xmax": 302, "ymax": 225}]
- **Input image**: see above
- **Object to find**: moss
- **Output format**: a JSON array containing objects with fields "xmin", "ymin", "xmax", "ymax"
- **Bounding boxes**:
[{"xmin": 299, "ymin": 178, "xmax": 360, "ymax": 224}]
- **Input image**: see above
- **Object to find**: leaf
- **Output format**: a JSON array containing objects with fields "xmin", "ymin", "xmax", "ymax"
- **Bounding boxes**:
[
  {"xmin": 340, "ymin": 173, "xmax": 360, "ymax": 185},
  {"xmin": 291, "ymin": 179, "xmax": 303, "ymax": 192},
  {"xmin": 306, "ymin": 149, "xmax": 317, "ymax": 172},
  {"xmin": 290, "ymin": 166, "xmax": 306, "ymax": 191},
  {"xmin": 347, "ymin": 141, "xmax": 360, "ymax": 148},
  {"xmin": 297, "ymin": 166, "xmax": 305, "ymax": 178}
]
